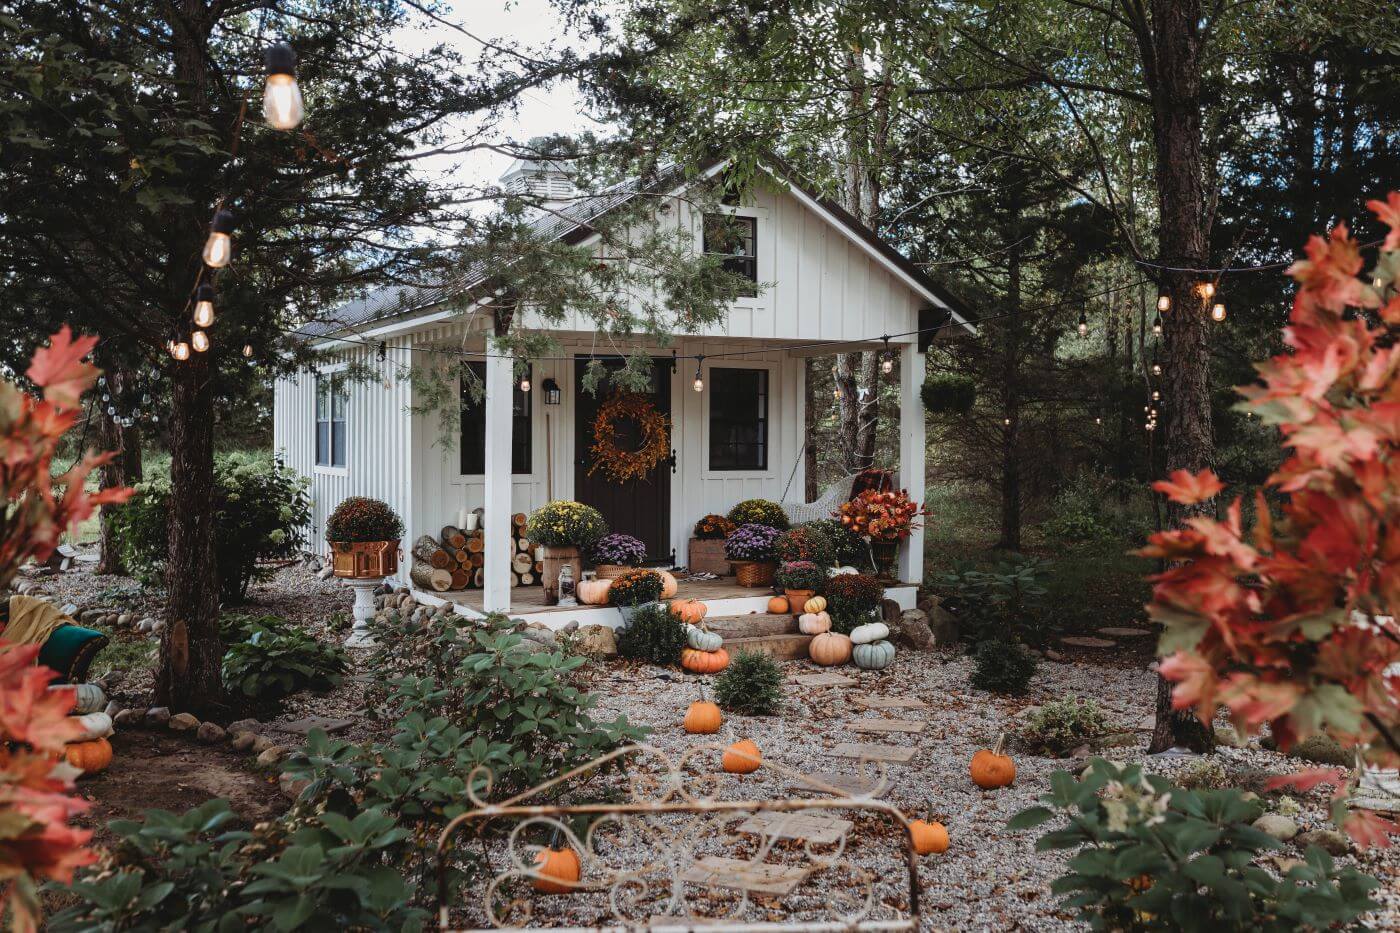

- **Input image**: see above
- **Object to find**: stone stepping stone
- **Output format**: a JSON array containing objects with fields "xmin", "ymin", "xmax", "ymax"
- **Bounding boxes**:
[
  {"xmin": 848, "ymin": 718, "xmax": 926, "ymax": 735},
  {"xmin": 852, "ymin": 694, "xmax": 927, "ymax": 711},
  {"xmin": 790, "ymin": 771, "xmax": 889, "ymax": 798},
  {"xmin": 1060, "ymin": 636, "xmax": 1118, "ymax": 648},
  {"xmin": 272, "ymin": 716, "xmax": 355, "ymax": 736},
  {"xmin": 735, "ymin": 811, "xmax": 852, "ymax": 845},
  {"xmin": 793, "ymin": 672, "xmax": 857, "ymax": 688},
  {"xmin": 1098, "ymin": 627, "xmax": 1154, "ymax": 638},
  {"xmin": 829, "ymin": 742, "xmax": 916, "ymax": 764},
  {"xmin": 680, "ymin": 856, "xmax": 808, "ymax": 895}
]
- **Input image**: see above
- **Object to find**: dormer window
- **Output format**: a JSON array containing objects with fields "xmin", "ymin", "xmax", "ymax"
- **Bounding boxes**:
[{"xmin": 703, "ymin": 214, "xmax": 757, "ymax": 297}]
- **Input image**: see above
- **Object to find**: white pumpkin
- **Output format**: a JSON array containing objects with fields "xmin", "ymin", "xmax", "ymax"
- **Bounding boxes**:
[
  {"xmin": 70, "ymin": 712, "xmax": 114, "ymax": 741},
  {"xmin": 686, "ymin": 625, "xmax": 724, "ymax": 652},
  {"xmin": 49, "ymin": 683, "xmax": 107, "ymax": 715},
  {"xmin": 849, "ymin": 621, "xmax": 890, "ymax": 645},
  {"xmin": 852, "ymin": 639, "xmax": 896, "ymax": 670},
  {"xmin": 798, "ymin": 611, "xmax": 832, "ymax": 635}
]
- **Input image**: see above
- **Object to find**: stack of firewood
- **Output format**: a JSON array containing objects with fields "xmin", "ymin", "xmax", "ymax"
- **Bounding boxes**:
[{"xmin": 408, "ymin": 513, "xmax": 540, "ymax": 592}]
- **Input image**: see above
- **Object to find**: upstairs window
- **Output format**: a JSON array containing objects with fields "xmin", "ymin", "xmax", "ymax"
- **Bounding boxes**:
[
  {"xmin": 703, "ymin": 214, "xmax": 757, "ymax": 296},
  {"xmin": 315, "ymin": 373, "xmax": 347, "ymax": 468},
  {"xmin": 460, "ymin": 362, "xmax": 532, "ymax": 475},
  {"xmin": 709, "ymin": 367, "xmax": 768, "ymax": 471}
]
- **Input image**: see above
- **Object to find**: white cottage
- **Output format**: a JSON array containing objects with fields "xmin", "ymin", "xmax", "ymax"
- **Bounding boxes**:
[{"xmin": 273, "ymin": 156, "xmax": 974, "ymax": 628}]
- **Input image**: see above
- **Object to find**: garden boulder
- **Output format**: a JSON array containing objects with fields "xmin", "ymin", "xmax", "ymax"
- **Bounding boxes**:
[{"xmin": 574, "ymin": 624, "xmax": 617, "ymax": 658}]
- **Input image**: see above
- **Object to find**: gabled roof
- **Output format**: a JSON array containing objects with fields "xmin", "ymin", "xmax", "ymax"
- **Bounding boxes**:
[{"xmin": 301, "ymin": 159, "xmax": 974, "ymax": 340}]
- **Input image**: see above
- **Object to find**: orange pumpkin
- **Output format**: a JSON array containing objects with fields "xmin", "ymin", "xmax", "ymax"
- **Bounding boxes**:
[
  {"xmin": 909, "ymin": 819, "xmax": 949, "ymax": 855},
  {"xmin": 670, "ymin": 598, "xmax": 708, "ymax": 625},
  {"xmin": 767, "ymin": 596, "xmax": 790, "ymax": 614},
  {"xmin": 658, "ymin": 570, "xmax": 679, "ymax": 599},
  {"xmin": 684, "ymin": 698, "xmax": 723, "ymax": 734},
  {"xmin": 577, "ymin": 578, "xmax": 612, "ymax": 606},
  {"xmin": 808, "ymin": 631, "xmax": 852, "ymax": 666},
  {"xmin": 64, "ymin": 737, "xmax": 113, "ymax": 774},
  {"xmin": 681, "ymin": 647, "xmax": 730, "ymax": 674},
  {"xmin": 803, "ymin": 596, "xmax": 827, "ymax": 614},
  {"xmin": 722, "ymin": 739, "xmax": 762, "ymax": 774},
  {"xmin": 970, "ymin": 734, "xmax": 1016, "ymax": 789},
  {"xmin": 532, "ymin": 845, "xmax": 582, "ymax": 893}
]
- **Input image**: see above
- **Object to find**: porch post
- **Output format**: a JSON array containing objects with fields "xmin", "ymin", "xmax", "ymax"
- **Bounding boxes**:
[
  {"xmin": 482, "ymin": 352, "xmax": 513, "ymax": 612},
  {"xmin": 898, "ymin": 340, "xmax": 925, "ymax": 584}
]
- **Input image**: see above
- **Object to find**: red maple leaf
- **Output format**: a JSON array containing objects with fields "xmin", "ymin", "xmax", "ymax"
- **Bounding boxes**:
[
  {"xmin": 1368, "ymin": 191, "xmax": 1400, "ymax": 252},
  {"xmin": 23, "ymin": 326, "xmax": 99, "ymax": 410},
  {"xmin": 1152, "ymin": 468, "xmax": 1225, "ymax": 505}
]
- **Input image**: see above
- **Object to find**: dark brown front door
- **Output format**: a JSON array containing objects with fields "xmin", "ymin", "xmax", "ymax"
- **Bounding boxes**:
[{"xmin": 574, "ymin": 357, "xmax": 672, "ymax": 562}]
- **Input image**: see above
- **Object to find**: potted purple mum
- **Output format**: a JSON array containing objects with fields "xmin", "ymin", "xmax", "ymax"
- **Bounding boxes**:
[
  {"xmin": 590, "ymin": 532, "xmax": 648, "ymax": 580},
  {"xmin": 724, "ymin": 523, "xmax": 781, "ymax": 588}
]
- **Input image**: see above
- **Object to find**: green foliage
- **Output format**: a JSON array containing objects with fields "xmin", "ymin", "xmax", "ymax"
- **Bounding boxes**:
[
  {"xmin": 525, "ymin": 500, "xmax": 608, "ymax": 548},
  {"xmin": 773, "ymin": 524, "xmax": 837, "ymax": 567},
  {"xmin": 714, "ymin": 651, "xmax": 783, "ymax": 715},
  {"xmin": 824, "ymin": 573, "xmax": 884, "ymax": 634},
  {"xmin": 607, "ymin": 568, "xmax": 664, "ymax": 607},
  {"xmin": 220, "ymin": 617, "xmax": 347, "ymax": 713},
  {"xmin": 1039, "ymin": 470, "xmax": 1149, "ymax": 544},
  {"xmin": 1009, "ymin": 760, "xmax": 1379, "ymax": 932},
  {"xmin": 726, "ymin": 499, "xmax": 789, "ymax": 530},
  {"xmin": 112, "ymin": 452, "xmax": 311, "ymax": 604},
  {"xmin": 773, "ymin": 560, "xmax": 825, "ymax": 592},
  {"xmin": 806, "ymin": 518, "xmax": 869, "ymax": 568},
  {"xmin": 935, "ymin": 555, "xmax": 1055, "ymax": 646},
  {"xmin": 325, "ymin": 496, "xmax": 403, "ymax": 543},
  {"xmin": 1287, "ymin": 733, "xmax": 1351, "ymax": 767},
  {"xmin": 1021, "ymin": 698, "xmax": 1110, "ymax": 756},
  {"xmin": 616, "ymin": 603, "xmax": 688, "ymax": 665},
  {"xmin": 921, "ymin": 373, "xmax": 976, "ymax": 415},
  {"xmin": 970, "ymin": 640, "xmax": 1037, "ymax": 695}
]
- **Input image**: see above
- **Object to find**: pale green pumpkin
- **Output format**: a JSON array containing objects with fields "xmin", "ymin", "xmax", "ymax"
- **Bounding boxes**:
[{"xmin": 852, "ymin": 639, "xmax": 896, "ymax": 670}]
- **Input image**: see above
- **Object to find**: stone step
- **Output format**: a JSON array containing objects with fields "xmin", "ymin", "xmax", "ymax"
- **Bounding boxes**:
[
  {"xmin": 705, "ymin": 614, "xmax": 798, "ymax": 638},
  {"xmin": 725, "ymin": 633, "xmax": 813, "ymax": 660}
]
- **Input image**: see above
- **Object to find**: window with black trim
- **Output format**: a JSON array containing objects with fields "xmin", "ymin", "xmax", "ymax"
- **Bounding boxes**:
[
  {"xmin": 703, "ymin": 214, "xmax": 757, "ymax": 296},
  {"xmin": 315, "ymin": 373, "xmax": 347, "ymax": 468},
  {"xmin": 708, "ymin": 367, "xmax": 768, "ymax": 471},
  {"xmin": 460, "ymin": 362, "xmax": 532, "ymax": 475}
]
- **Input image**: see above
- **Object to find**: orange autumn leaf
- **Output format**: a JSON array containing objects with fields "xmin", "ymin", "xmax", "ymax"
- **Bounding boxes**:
[
  {"xmin": 23, "ymin": 326, "xmax": 99, "ymax": 411},
  {"xmin": 1367, "ymin": 191, "xmax": 1400, "ymax": 252},
  {"xmin": 1151, "ymin": 468, "xmax": 1225, "ymax": 505}
]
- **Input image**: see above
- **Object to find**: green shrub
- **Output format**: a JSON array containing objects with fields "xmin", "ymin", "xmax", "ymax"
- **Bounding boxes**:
[
  {"xmin": 1009, "ymin": 759, "xmax": 1379, "ymax": 932},
  {"xmin": 935, "ymin": 555, "xmax": 1055, "ymax": 646},
  {"xmin": 714, "ymin": 651, "xmax": 783, "ymax": 715},
  {"xmin": 525, "ymin": 500, "xmax": 608, "ymax": 548},
  {"xmin": 806, "ymin": 518, "xmax": 869, "ymax": 568},
  {"xmin": 112, "ymin": 452, "xmax": 311, "ymax": 603},
  {"xmin": 1021, "ymin": 697, "xmax": 1110, "ymax": 756},
  {"xmin": 969, "ymin": 639, "xmax": 1036, "ymax": 695},
  {"xmin": 1288, "ymin": 733, "xmax": 1351, "ymax": 767},
  {"xmin": 921, "ymin": 373, "xmax": 975, "ymax": 414},
  {"xmin": 325, "ymin": 495, "xmax": 403, "ymax": 542},
  {"xmin": 824, "ymin": 573, "xmax": 883, "ymax": 634},
  {"xmin": 616, "ymin": 603, "xmax": 688, "ymax": 665},
  {"xmin": 221, "ymin": 622, "xmax": 347, "ymax": 712},
  {"xmin": 726, "ymin": 498, "xmax": 789, "ymax": 530},
  {"xmin": 773, "ymin": 560, "xmax": 825, "ymax": 592},
  {"xmin": 773, "ymin": 523, "xmax": 837, "ymax": 567},
  {"xmin": 607, "ymin": 568, "xmax": 664, "ymax": 607}
]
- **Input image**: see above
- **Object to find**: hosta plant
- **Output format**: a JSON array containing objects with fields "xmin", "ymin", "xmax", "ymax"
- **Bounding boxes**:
[
  {"xmin": 1143, "ymin": 197, "xmax": 1400, "ymax": 846},
  {"xmin": 221, "ymin": 619, "xmax": 347, "ymax": 713}
]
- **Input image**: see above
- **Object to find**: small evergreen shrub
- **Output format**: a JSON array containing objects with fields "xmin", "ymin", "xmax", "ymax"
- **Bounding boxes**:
[
  {"xmin": 1021, "ymin": 697, "xmax": 1110, "ymax": 756},
  {"xmin": 607, "ymin": 568, "xmax": 664, "ymax": 606},
  {"xmin": 726, "ymin": 498, "xmax": 789, "ymax": 530},
  {"xmin": 1176, "ymin": 757, "xmax": 1233, "ymax": 791},
  {"xmin": 969, "ymin": 640, "xmax": 1036, "ymax": 695},
  {"xmin": 934, "ymin": 555, "xmax": 1056, "ymax": 646},
  {"xmin": 326, "ymin": 495, "xmax": 403, "ymax": 542},
  {"xmin": 824, "ymin": 572, "xmax": 884, "ymax": 633},
  {"xmin": 714, "ymin": 651, "xmax": 783, "ymax": 715},
  {"xmin": 616, "ymin": 603, "xmax": 688, "ymax": 665},
  {"xmin": 773, "ymin": 523, "xmax": 837, "ymax": 567}
]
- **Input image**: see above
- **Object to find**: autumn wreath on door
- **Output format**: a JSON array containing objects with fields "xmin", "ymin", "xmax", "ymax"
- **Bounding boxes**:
[{"xmin": 589, "ymin": 392, "xmax": 670, "ymax": 483}]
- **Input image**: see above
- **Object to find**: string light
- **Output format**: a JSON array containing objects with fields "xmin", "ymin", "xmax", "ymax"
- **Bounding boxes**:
[
  {"xmin": 518, "ymin": 372, "xmax": 531, "ymax": 393},
  {"xmin": 880, "ymin": 337, "xmax": 894, "ymax": 374},
  {"xmin": 263, "ymin": 42, "xmax": 304, "ymax": 130},
  {"xmin": 1003, "ymin": 417, "xmax": 1011, "ymax": 426},
  {"xmin": 202, "ymin": 209, "xmax": 235, "ymax": 268},
  {"xmin": 1077, "ymin": 310, "xmax": 1088, "ymax": 338},
  {"xmin": 693, "ymin": 355, "xmax": 705, "ymax": 392},
  {"xmin": 242, "ymin": 344, "xmax": 253, "ymax": 358},
  {"xmin": 191, "ymin": 330, "xmax": 210, "ymax": 353},
  {"xmin": 1151, "ymin": 361, "xmax": 1162, "ymax": 377},
  {"xmin": 1152, "ymin": 314, "xmax": 1163, "ymax": 336},
  {"xmin": 1211, "ymin": 302, "xmax": 1227, "ymax": 322},
  {"xmin": 1199, "ymin": 281, "xmax": 1216, "ymax": 299},
  {"xmin": 1157, "ymin": 293, "xmax": 1171, "ymax": 312},
  {"xmin": 193, "ymin": 284, "xmax": 216, "ymax": 328},
  {"xmin": 1152, "ymin": 390, "xmax": 1161, "ymax": 401},
  {"xmin": 171, "ymin": 341, "xmax": 190, "ymax": 361}
]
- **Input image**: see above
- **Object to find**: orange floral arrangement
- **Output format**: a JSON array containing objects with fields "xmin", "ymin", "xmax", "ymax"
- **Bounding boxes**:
[
  {"xmin": 838, "ymin": 489, "xmax": 923, "ymax": 542},
  {"xmin": 588, "ymin": 393, "xmax": 669, "ymax": 484},
  {"xmin": 693, "ymin": 514, "xmax": 735, "ymax": 540}
]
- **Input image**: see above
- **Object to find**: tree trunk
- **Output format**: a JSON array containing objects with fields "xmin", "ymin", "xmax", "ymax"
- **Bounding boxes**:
[
  {"xmin": 155, "ymin": 353, "xmax": 226, "ymax": 716},
  {"xmin": 95, "ymin": 375, "xmax": 143, "ymax": 575}
]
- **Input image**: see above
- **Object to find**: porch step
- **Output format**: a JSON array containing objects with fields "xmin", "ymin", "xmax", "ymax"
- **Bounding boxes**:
[
  {"xmin": 704, "ymin": 614, "xmax": 798, "ymax": 638},
  {"xmin": 725, "ymin": 633, "xmax": 814, "ymax": 661}
]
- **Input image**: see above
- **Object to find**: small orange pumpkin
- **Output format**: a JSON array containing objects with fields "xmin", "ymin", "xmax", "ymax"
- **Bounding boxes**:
[
  {"xmin": 670, "ymin": 598, "xmax": 708, "ymax": 625},
  {"xmin": 722, "ymin": 739, "xmax": 762, "ymax": 774},
  {"xmin": 681, "ymin": 646, "xmax": 730, "ymax": 674},
  {"xmin": 64, "ymin": 737, "xmax": 113, "ymax": 774},
  {"xmin": 909, "ymin": 819, "xmax": 949, "ymax": 855},
  {"xmin": 767, "ymin": 596, "xmax": 790, "ymax": 614},
  {"xmin": 809, "ymin": 631, "xmax": 852, "ymax": 666},
  {"xmin": 684, "ymin": 692, "xmax": 723, "ymax": 734},
  {"xmin": 970, "ymin": 734, "xmax": 1016, "ymax": 789},
  {"xmin": 532, "ymin": 845, "xmax": 582, "ymax": 893}
]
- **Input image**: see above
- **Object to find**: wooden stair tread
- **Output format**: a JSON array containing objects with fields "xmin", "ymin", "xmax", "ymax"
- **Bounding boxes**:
[
  {"xmin": 724, "ymin": 633, "xmax": 813, "ymax": 660},
  {"xmin": 704, "ymin": 614, "xmax": 798, "ymax": 638}
]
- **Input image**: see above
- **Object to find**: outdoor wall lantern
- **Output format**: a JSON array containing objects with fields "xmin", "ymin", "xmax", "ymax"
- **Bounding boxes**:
[{"xmin": 542, "ymin": 377, "xmax": 561, "ymax": 405}]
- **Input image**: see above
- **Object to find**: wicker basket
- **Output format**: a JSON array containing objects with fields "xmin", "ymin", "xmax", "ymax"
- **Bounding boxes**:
[
  {"xmin": 732, "ymin": 561, "xmax": 776, "ymax": 588},
  {"xmin": 594, "ymin": 564, "xmax": 630, "ymax": 580}
]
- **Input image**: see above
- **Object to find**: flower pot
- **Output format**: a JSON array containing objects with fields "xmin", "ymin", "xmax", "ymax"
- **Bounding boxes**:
[
  {"xmin": 617, "ymin": 601, "xmax": 660, "ymax": 627},
  {"xmin": 688, "ymin": 537, "xmax": 730, "ymax": 575},
  {"xmin": 870, "ymin": 539, "xmax": 899, "ymax": 580},
  {"xmin": 540, "ymin": 545, "xmax": 582, "ymax": 606},
  {"xmin": 732, "ymin": 561, "xmax": 776, "ymax": 588},
  {"xmin": 783, "ymin": 588, "xmax": 815, "ymax": 608},
  {"xmin": 330, "ymin": 540, "xmax": 399, "ymax": 579},
  {"xmin": 593, "ymin": 563, "xmax": 632, "ymax": 581}
]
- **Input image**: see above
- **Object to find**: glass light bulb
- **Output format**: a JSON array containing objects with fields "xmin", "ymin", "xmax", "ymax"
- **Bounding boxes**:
[
  {"xmin": 1003, "ymin": 418, "xmax": 1011, "ymax": 426},
  {"xmin": 1157, "ymin": 294, "xmax": 1171, "ymax": 312},
  {"xmin": 242, "ymin": 344, "xmax": 253, "ymax": 358},
  {"xmin": 1095, "ymin": 417, "xmax": 1102, "ymax": 424},
  {"xmin": 881, "ymin": 357, "xmax": 894, "ymax": 374},
  {"xmin": 1152, "ymin": 318, "xmax": 1163, "ymax": 336},
  {"xmin": 263, "ymin": 73, "xmax": 304, "ymax": 130},
  {"xmin": 693, "ymin": 376, "xmax": 704, "ymax": 392},
  {"xmin": 1211, "ymin": 302, "xmax": 1226, "ymax": 322},
  {"xmin": 1151, "ymin": 363, "xmax": 1162, "ymax": 376},
  {"xmin": 1152, "ymin": 390, "xmax": 1161, "ymax": 400},
  {"xmin": 203, "ymin": 231, "xmax": 232, "ymax": 268},
  {"xmin": 172, "ymin": 341, "xmax": 190, "ymax": 361},
  {"xmin": 194, "ymin": 299, "xmax": 215, "ymax": 328},
  {"xmin": 191, "ymin": 330, "xmax": 210, "ymax": 352},
  {"xmin": 518, "ymin": 377, "xmax": 530, "ymax": 392},
  {"xmin": 1077, "ymin": 321, "xmax": 1088, "ymax": 337},
  {"xmin": 1200, "ymin": 282, "xmax": 1216, "ymax": 298}
]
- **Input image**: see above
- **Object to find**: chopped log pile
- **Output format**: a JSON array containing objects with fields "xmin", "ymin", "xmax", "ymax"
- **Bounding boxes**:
[{"xmin": 407, "ymin": 514, "xmax": 539, "ymax": 591}]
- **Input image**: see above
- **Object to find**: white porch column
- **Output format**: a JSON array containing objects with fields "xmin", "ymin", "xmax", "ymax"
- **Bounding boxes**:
[
  {"xmin": 898, "ymin": 340, "xmax": 926, "ymax": 584},
  {"xmin": 482, "ymin": 352, "xmax": 513, "ymax": 612}
]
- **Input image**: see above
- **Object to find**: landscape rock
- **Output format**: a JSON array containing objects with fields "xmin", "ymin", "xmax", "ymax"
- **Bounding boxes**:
[
  {"xmin": 231, "ymin": 732, "xmax": 259, "ymax": 752},
  {"xmin": 227, "ymin": 718, "xmax": 261, "ymax": 736},
  {"xmin": 279, "ymin": 773, "xmax": 311, "ymax": 800},
  {"xmin": 560, "ymin": 619, "xmax": 579, "ymax": 634},
  {"xmin": 60, "ymin": 603, "xmax": 78, "ymax": 617},
  {"xmin": 114, "ymin": 708, "xmax": 145, "ymax": 727},
  {"xmin": 256, "ymin": 746, "xmax": 288, "ymax": 768},
  {"xmin": 1252, "ymin": 813, "xmax": 1299, "ymax": 841},
  {"xmin": 1296, "ymin": 829, "xmax": 1349, "ymax": 855},
  {"xmin": 168, "ymin": 712, "xmax": 200, "ymax": 732},
  {"xmin": 892, "ymin": 609, "xmax": 933, "ymax": 651},
  {"xmin": 196, "ymin": 722, "xmax": 226, "ymax": 744},
  {"xmin": 1215, "ymin": 723, "xmax": 1245, "ymax": 748},
  {"xmin": 920, "ymin": 597, "xmax": 960, "ymax": 647},
  {"xmin": 145, "ymin": 706, "xmax": 171, "ymax": 727},
  {"xmin": 574, "ymin": 624, "xmax": 617, "ymax": 658},
  {"xmin": 316, "ymin": 565, "xmax": 334, "ymax": 580},
  {"xmin": 522, "ymin": 624, "xmax": 557, "ymax": 646},
  {"xmin": 250, "ymin": 735, "xmax": 277, "ymax": 754},
  {"xmin": 136, "ymin": 619, "xmax": 155, "ymax": 634}
]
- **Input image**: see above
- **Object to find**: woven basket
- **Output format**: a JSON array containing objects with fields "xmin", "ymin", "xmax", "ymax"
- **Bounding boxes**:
[
  {"xmin": 732, "ymin": 561, "xmax": 776, "ymax": 588},
  {"xmin": 594, "ymin": 564, "xmax": 630, "ymax": 580}
]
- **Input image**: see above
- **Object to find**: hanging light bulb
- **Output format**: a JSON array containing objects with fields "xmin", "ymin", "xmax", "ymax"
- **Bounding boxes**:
[
  {"xmin": 1157, "ymin": 293, "xmax": 1171, "ymax": 312},
  {"xmin": 193, "ymin": 284, "xmax": 216, "ymax": 328},
  {"xmin": 518, "ymin": 373, "xmax": 531, "ymax": 393},
  {"xmin": 693, "ymin": 356, "xmax": 705, "ymax": 392},
  {"xmin": 1151, "ymin": 362, "xmax": 1162, "ymax": 377},
  {"xmin": 191, "ymin": 330, "xmax": 210, "ymax": 353},
  {"xmin": 1152, "ymin": 314, "xmax": 1163, "ymax": 336},
  {"xmin": 1003, "ymin": 417, "xmax": 1011, "ymax": 426},
  {"xmin": 879, "ymin": 337, "xmax": 895, "ymax": 375},
  {"xmin": 834, "ymin": 386, "xmax": 842, "ymax": 400},
  {"xmin": 1094, "ymin": 416, "xmax": 1102, "ymax": 425},
  {"xmin": 1199, "ymin": 281, "xmax": 1216, "ymax": 299},
  {"xmin": 263, "ymin": 42, "xmax": 304, "ymax": 130},
  {"xmin": 1077, "ymin": 310, "xmax": 1088, "ymax": 338},
  {"xmin": 242, "ymin": 344, "xmax": 253, "ymax": 358},
  {"xmin": 172, "ymin": 341, "xmax": 190, "ymax": 361},
  {"xmin": 1211, "ymin": 302, "xmax": 1226, "ymax": 322},
  {"xmin": 1146, "ymin": 421, "xmax": 1156, "ymax": 432},
  {"xmin": 202, "ymin": 209, "xmax": 235, "ymax": 268}
]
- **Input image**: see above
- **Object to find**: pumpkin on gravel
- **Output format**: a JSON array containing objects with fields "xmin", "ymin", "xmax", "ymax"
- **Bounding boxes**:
[
  {"xmin": 722, "ymin": 738, "xmax": 762, "ymax": 774},
  {"xmin": 681, "ymin": 646, "xmax": 730, "ymax": 674},
  {"xmin": 970, "ymin": 734, "xmax": 1016, "ymax": 789}
]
